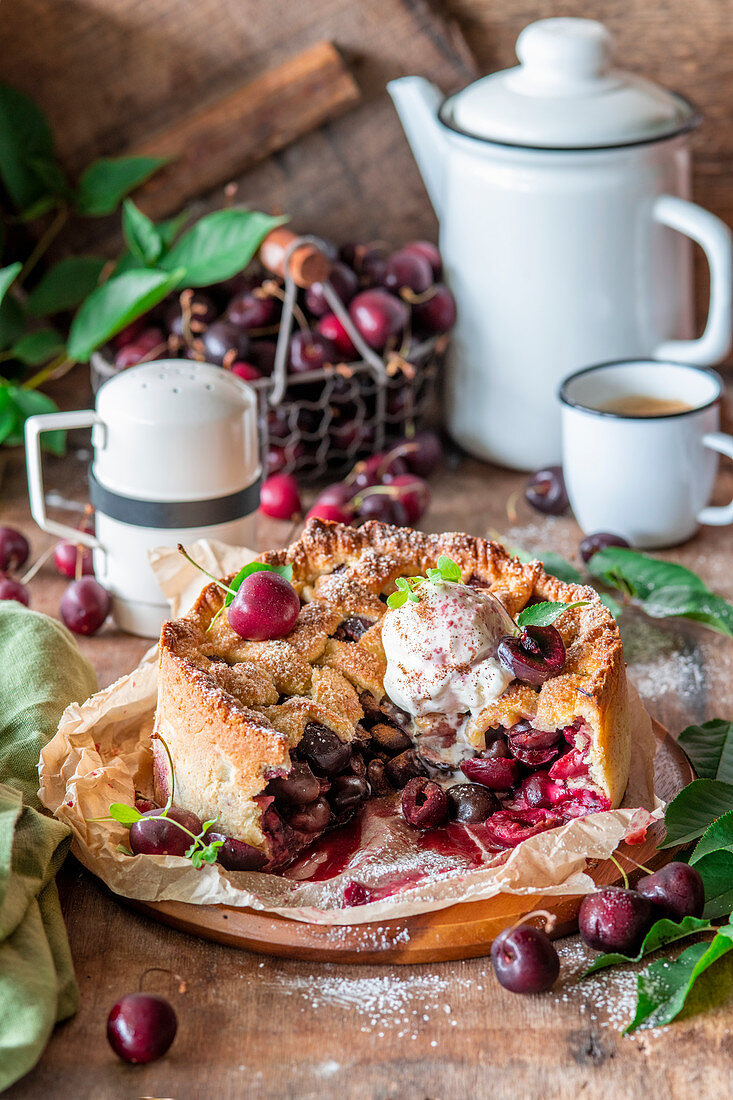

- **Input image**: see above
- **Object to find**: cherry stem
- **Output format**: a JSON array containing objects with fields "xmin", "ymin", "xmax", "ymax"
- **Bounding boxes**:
[
  {"xmin": 19, "ymin": 544, "xmax": 54, "ymax": 585},
  {"xmin": 399, "ymin": 285, "xmax": 436, "ymax": 305},
  {"xmin": 609, "ymin": 852, "xmax": 630, "ymax": 890},
  {"xmin": 177, "ymin": 545, "xmax": 235, "ymax": 597},
  {"xmin": 351, "ymin": 484, "xmax": 399, "ymax": 509},
  {"xmin": 138, "ymin": 966, "xmax": 187, "ymax": 995},
  {"xmin": 154, "ymin": 732, "xmax": 177, "ymax": 810},
  {"xmin": 619, "ymin": 854, "xmax": 654, "ymax": 875},
  {"xmin": 507, "ymin": 908, "xmax": 557, "ymax": 937}
]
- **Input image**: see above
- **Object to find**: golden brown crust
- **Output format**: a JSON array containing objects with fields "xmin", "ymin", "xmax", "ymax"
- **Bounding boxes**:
[{"xmin": 155, "ymin": 519, "xmax": 631, "ymax": 851}]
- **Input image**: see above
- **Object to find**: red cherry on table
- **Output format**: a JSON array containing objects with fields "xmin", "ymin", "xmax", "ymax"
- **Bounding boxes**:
[
  {"xmin": 0, "ymin": 573, "xmax": 30, "ymax": 606},
  {"xmin": 387, "ymin": 474, "xmax": 430, "ymax": 523},
  {"xmin": 0, "ymin": 526, "xmax": 30, "ymax": 571},
  {"xmin": 107, "ymin": 993, "xmax": 177, "ymax": 1065},
  {"xmin": 306, "ymin": 497, "xmax": 355, "ymax": 524},
  {"xmin": 60, "ymin": 577, "xmax": 111, "ymax": 635},
  {"xmin": 54, "ymin": 540, "xmax": 94, "ymax": 578},
  {"xmin": 227, "ymin": 570, "xmax": 300, "ymax": 640},
  {"xmin": 259, "ymin": 474, "xmax": 302, "ymax": 521}
]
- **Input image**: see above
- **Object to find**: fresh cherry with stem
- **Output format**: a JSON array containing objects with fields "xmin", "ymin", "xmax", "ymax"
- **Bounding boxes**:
[
  {"xmin": 0, "ymin": 526, "xmax": 29, "ymax": 571},
  {"xmin": 525, "ymin": 467, "xmax": 569, "ymax": 515},
  {"xmin": 636, "ymin": 861, "xmax": 705, "ymax": 921},
  {"xmin": 491, "ymin": 910, "xmax": 560, "ymax": 994},
  {"xmin": 107, "ymin": 992, "xmax": 178, "ymax": 1064}
]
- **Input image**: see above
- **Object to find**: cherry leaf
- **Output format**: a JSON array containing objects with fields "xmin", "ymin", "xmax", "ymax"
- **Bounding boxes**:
[
  {"xmin": 581, "ymin": 915, "xmax": 713, "ymax": 976},
  {"xmin": 517, "ymin": 600, "xmax": 588, "ymax": 629},
  {"xmin": 679, "ymin": 720, "xmax": 733, "ymax": 784},
  {"xmin": 659, "ymin": 779, "xmax": 733, "ymax": 848},
  {"xmin": 224, "ymin": 561, "xmax": 293, "ymax": 609},
  {"xmin": 109, "ymin": 802, "xmax": 142, "ymax": 826}
]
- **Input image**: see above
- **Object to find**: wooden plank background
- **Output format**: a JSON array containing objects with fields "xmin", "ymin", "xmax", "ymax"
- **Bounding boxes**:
[{"xmin": 2, "ymin": 0, "xmax": 731, "ymax": 255}]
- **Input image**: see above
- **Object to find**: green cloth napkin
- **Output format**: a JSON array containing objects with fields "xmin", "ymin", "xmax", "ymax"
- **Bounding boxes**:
[{"xmin": 0, "ymin": 602, "xmax": 96, "ymax": 1092}]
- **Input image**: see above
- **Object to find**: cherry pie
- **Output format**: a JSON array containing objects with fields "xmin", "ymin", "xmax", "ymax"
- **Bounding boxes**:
[{"xmin": 154, "ymin": 520, "xmax": 631, "ymax": 871}]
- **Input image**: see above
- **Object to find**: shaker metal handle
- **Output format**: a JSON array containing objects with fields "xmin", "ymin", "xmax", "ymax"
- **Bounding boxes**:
[
  {"xmin": 652, "ymin": 194, "xmax": 732, "ymax": 366},
  {"xmin": 25, "ymin": 410, "xmax": 104, "ymax": 547},
  {"xmin": 698, "ymin": 431, "xmax": 733, "ymax": 526}
]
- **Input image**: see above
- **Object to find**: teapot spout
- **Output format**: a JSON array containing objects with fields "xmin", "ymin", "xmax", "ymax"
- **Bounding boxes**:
[{"xmin": 387, "ymin": 77, "xmax": 447, "ymax": 218}]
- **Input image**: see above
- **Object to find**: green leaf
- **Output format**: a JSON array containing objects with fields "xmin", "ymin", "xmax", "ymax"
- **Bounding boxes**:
[
  {"xmin": 0, "ymin": 262, "xmax": 22, "ymax": 307},
  {"xmin": 0, "ymin": 294, "xmax": 26, "ymax": 350},
  {"xmin": 599, "ymin": 592, "xmax": 623, "ymax": 619},
  {"xmin": 679, "ymin": 720, "xmax": 733, "ymax": 783},
  {"xmin": 0, "ymin": 83, "xmax": 57, "ymax": 211},
  {"xmin": 660, "ymin": 778, "xmax": 733, "ymax": 848},
  {"xmin": 27, "ymin": 155, "xmax": 71, "ymax": 201},
  {"xmin": 3, "ymin": 385, "xmax": 65, "ymax": 454},
  {"xmin": 689, "ymin": 811, "xmax": 733, "ymax": 865},
  {"xmin": 27, "ymin": 255, "xmax": 106, "ymax": 316},
  {"xmin": 0, "ymin": 385, "xmax": 18, "ymax": 445},
  {"xmin": 436, "ymin": 555, "xmax": 461, "ymax": 582},
  {"xmin": 387, "ymin": 590, "xmax": 408, "ymax": 609},
  {"xmin": 695, "ymin": 850, "xmax": 733, "ymax": 919},
  {"xmin": 157, "ymin": 210, "xmax": 190, "ymax": 250},
  {"xmin": 517, "ymin": 600, "xmax": 589, "ymax": 628},
  {"xmin": 625, "ymin": 924, "xmax": 733, "ymax": 1033},
  {"xmin": 67, "ymin": 267, "xmax": 182, "ymax": 361},
  {"xmin": 108, "ymin": 802, "xmax": 143, "ymax": 826},
  {"xmin": 224, "ymin": 561, "xmax": 294, "ymax": 609},
  {"xmin": 587, "ymin": 547, "xmax": 709, "ymax": 601},
  {"xmin": 122, "ymin": 199, "xmax": 162, "ymax": 265},
  {"xmin": 10, "ymin": 327, "xmax": 63, "ymax": 365},
  {"xmin": 76, "ymin": 155, "xmax": 167, "ymax": 217},
  {"xmin": 159, "ymin": 209, "xmax": 286, "ymax": 287},
  {"xmin": 582, "ymin": 915, "xmax": 713, "ymax": 976},
  {"xmin": 641, "ymin": 586, "xmax": 733, "ymax": 638},
  {"xmin": 540, "ymin": 551, "xmax": 584, "ymax": 585}
]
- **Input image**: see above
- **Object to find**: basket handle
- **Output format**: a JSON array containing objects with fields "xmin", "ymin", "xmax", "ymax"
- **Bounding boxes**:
[{"xmin": 258, "ymin": 227, "xmax": 331, "ymax": 289}]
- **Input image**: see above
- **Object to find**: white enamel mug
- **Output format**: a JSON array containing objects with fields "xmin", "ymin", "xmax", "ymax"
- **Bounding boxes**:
[{"xmin": 560, "ymin": 361, "xmax": 733, "ymax": 548}]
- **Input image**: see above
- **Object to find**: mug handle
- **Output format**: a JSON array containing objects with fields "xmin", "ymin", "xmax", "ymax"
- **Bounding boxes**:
[
  {"xmin": 25, "ymin": 410, "xmax": 104, "ymax": 547},
  {"xmin": 652, "ymin": 195, "xmax": 732, "ymax": 366},
  {"xmin": 698, "ymin": 432, "xmax": 733, "ymax": 526}
]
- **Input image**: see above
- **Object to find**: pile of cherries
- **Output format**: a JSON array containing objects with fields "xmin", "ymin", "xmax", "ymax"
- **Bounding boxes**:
[
  {"xmin": 259, "ymin": 429, "xmax": 442, "ymax": 526},
  {"xmin": 109, "ymin": 238, "xmax": 456, "ymax": 476},
  {"xmin": 490, "ymin": 860, "xmax": 705, "ymax": 997},
  {"xmin": 0, "ymin": 522, "xmax": 110, "ymax": 635}
]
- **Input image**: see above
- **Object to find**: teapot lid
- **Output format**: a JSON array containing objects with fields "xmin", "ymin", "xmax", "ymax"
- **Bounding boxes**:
[{"xmin": 443, "ymin": 18, "xmax": 698, "ymax": 149}]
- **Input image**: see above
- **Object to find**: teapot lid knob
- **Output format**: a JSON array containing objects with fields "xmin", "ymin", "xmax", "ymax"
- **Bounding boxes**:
[{"xmin": 514, "ymin": 18, "xmax": 614, "ymax": 92}]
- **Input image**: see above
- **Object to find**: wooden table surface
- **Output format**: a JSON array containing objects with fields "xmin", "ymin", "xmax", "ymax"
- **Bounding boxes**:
[{"xmin": 3, "ymin": 376, "xmax": 733, "ymax": 1099}]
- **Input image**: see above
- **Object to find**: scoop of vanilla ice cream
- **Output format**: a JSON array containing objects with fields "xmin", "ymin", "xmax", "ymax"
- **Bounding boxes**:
[{"xmin": 381, "ymin": 580, "xmax": 516, "ymax": 718}]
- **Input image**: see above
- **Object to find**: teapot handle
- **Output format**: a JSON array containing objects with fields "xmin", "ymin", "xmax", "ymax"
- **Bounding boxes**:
[
  {"xmin": 25, "ymin": 410, "xmax": 104, "ymax": 548},
  {"xmin": 652, "ymin": 194, "xmax": 732, "ymax": 366}
]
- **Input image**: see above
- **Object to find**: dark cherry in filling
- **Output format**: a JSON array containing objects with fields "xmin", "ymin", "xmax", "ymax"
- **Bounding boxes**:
[
  {"xmin": 333, "ymin": 616, "xmax": 373, "ymax": 642},
  {"xmin": 297, "ymin": 722, "xmax": 353, "ymax": 776}
]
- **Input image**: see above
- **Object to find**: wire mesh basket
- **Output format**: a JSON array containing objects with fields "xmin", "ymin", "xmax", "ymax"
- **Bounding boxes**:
[{"xmin": 91, "ymin": 234, "xmax": 446, "ymax": 481}]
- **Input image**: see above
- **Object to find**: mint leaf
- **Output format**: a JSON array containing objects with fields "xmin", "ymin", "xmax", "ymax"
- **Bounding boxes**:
[
  {"xmin": 625, "ymin": 924, "xmax": 733, "ymax": 1032},
  {"xmin": 694, "ymin": 850, "xmax": 733, "ymax": 919},
  {"xmin": 679, "ymin": 720, "xmax": 733, "ymax": 783},
  {"xmin": 67, "ymin": 267, "xmax": 181, "ymax": 361},
  {"xmin": 659, "ymin": 779, "xmax": 733, "ymax": 848},
  {"xmin": 436, "ymin": 555, "xmax": 461, "ymax": 582},
  {"xmin": 517, "ymin": 600, "xmax": 588, "ymax": 629},
  {"xmin": 11, "ymin": 327, "xmax": 63, "ymax": 365},
  {"xmin": 3, "ymin": 386, "xmax": 65, "ymax": 454},
  {"xmin": 582, "ymin": 915, "xmax": 713, "ymax": 976},
  {"xmin": 224, "ymin": 561, "xmax": 294, "ymax": 609},
  {"xmin": 387, "ymin": 590, "xmax": 408, "ymax": 609},
  {"xmin": 159, "ymin": 209, "xmax": 286, "ymax": 287},
  {"xmin": 122, "ymin": 199, "xmax": 163, "ymax": 265},
  {"xmin": 109, "ymin": 802, "xmax": 143, "ymax": 826},
  {"xmin": 587, "ymin": 547, "xmax": 709, "ymax": 600},
  {"xmin": 0, "ymin": 83, "xmax": 57, "ymax": 211},
  {"xmin": 689, "ymin": 811, "xmax": 733, "ymax": 865},
  {"xmin": 76, "ymin": 155, "xmax": 167, "ymax": 216},
  {"xmin": 26, "ymin": 256, "xmax": 106, "ymax": 316},
  {"xmin": 0, "ymin": 262, "xmax": 21, "ymax": 308}
]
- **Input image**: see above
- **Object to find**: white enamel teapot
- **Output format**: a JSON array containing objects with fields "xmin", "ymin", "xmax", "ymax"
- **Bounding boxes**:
[{"xmin": 389, "ymin": 17, "xmax": 732, "ymax": 470}]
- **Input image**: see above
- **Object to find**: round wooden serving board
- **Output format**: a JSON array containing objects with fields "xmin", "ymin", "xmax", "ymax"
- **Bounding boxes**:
[{"xmin": 127, "ymin": 720, "xmax": 692, "ymax": 964}]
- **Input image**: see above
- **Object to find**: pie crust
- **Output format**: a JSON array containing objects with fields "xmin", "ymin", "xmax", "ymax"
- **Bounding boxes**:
[{"xmin": 154, "ymin": 519, "xmax": 631, "ymax": 869}]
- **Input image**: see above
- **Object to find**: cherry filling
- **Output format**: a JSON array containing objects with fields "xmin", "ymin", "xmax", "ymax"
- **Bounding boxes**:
[{"xmin": 332, "ymin": 616, "xmax": 374, "ymax": 642}]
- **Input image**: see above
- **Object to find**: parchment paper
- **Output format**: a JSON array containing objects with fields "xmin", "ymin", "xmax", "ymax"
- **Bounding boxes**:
[{"xmin": 38, "ymin": 540, "xmax": 661, "ymax": 926}]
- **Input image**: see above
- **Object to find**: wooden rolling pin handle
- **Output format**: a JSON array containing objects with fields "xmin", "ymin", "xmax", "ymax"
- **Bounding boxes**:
[{"xmin": 258, "ymin": 227, "xmax": 331, "ymax": 288}]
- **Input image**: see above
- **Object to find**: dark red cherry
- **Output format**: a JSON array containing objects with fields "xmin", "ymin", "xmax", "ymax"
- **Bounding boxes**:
[
  {"xmin": 59, "ymin": 577, "xmax": 110, "ymax": 635},
  {"xmin": 394, "ymin": 431, "xmax": 443, "ymax": 477},
  {"xmin": 54, "ymin": 539, "xmax": 94, "ymax": 578},
  {"xmin": 305, "ymin": 261, "xmax": 358, "ymax": 316},
  {"xmin": 497, "ymin": 626, "xmax": 566, "ymax": 686},
  {"xmin": 289, "ymin": 797, "xmax": 332, "ymax": 833},
  {"xmin": 355, "ymin": 491, "xmax": 409, "ymax": 526},
  {"xmin": 200, "ymin": 319, "xmax": 250, "ymax": 365},
  {"xmin": 114, "ymin": 327, "xmax": 165, "ymax": 369},
  {"xmin": 635, "ymin": 862, "xmax": 705, "ymax": 922},
  {"xmin": 205, "ymin": 832, "xmax": 268, "ymax": 871},
  {"xmin": 402, "ymin": 240, "xmax": 442, "ymax": 279},
  {"xmin": 289, "ymin": 330, "xmax": 336, "ymax": 374},
  {"xmin": 0, "ymin": 573, "xmax": 29, "ymax": 606},
  {"xmin": 259, "ymin": 474, "xmax": 302, "ymax": 521},
  {"xmin": 250, "ymin": 339, "xmax": 277, "ymax": 376},
  {"xmin": 525, "ymin": 466, "xmax": 568, "ymax": 515},
  {"xmin": 226, "ymin": 292, "xmax": 278, "ymax": 331},
  {"xmin": 267, "ymin": 761, "xmax": 321, "ymax": 807},
  {"xmin": 0, "ymin": 526, "xmax": 29, "ymax": 571},
  {"xmin": 230, "ymin": 360, "xmax": 262, "ymax": 383},
  {"xmin": 447, "ymin": 782, "xmax": 499, "ymax": 823},
  {"xmin": 348, "ymin": 289, "xmax": 409, "ymax": 351},
  {"xmin": 329, "ymin": 774, "xmax": 369, "ymax": 817},
  {"xmin": 129, "ymin": 806, "xmax": 203, "ymax": 857},
  {"xmin": 317, "ymin": 313, "xmax": 357, "ymax": 359},
  {"xmin": 387, "ymin": 474, "xmax": 430, "ymax": 523},
  {"xmin": 298, "ymin": 722, "xmax": 352, "ymax": 777},
  {"xmin": 461, "ymin": 755, "xmax": 520, "ymax": 790},
  {"xmin": 401, "ymin": 776, "xmax": 448, "ymax": 829},
  {"xmin": 305, "ymin": 498, "xmax": 355, "ymax": 524},
  {"xmin": 483, "ymin": 808, "xmax": 562, "ymax": 847},
  {"xmin": 579, "ymin": 532, "xmax": 631, "ymax": 563},
  {"xmin": 165, "ymin": 292, "xmax": 217, "ymax": 337},
  {"xmin": 382, "ymin": 249, "xmax": 433, "ymax": 295},
  {"xmin": 578, "ymin": 886, "xmax": 655, "ymax": 954},
  {"xmin": 227, "ymin": 571, "xmax": 300, "ymax": 640},
  {"xmin": 413, "ymin": 284, "xmax": 457, "ymax": 334},
  {"xmin": 491, "ymin": 923, "xmax": 559, "ymax": 994},
  {"xmin": 107, "ymin": 993, "xmax": 177, "ymax": 1064}
]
